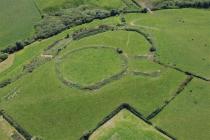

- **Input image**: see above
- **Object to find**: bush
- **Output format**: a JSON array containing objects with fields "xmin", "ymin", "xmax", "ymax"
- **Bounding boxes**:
[
  {"xmin": 150, "ymin": 47, "xmax": 157, "ymax": 52},
  {"xmin": 34, "ymin": 6, "xmax": 116, "ymax": 40},
  {"xmin": 34, "ymin": 16, "xmax": 66, "ymax": 39},
  {"xmin": 1, "ymin": 37, "xmax": 35, "ymax": 54},
  {"xmin": 72, "ymin": 25, "xmax": 114, "ymax": 40},
  {"xmin": 142, "ymin": 8, "xmax": 148, "ymax": 13},
  {"xmin": 0, "ymin": 5, "xmax": 120, "ymax": 55},
  {"xmin": 0, "ymin": 53, "xmax": 8, "ymax": 62},
  {"xmin": 0, "ymin": 79, "xmax": 11, "ymax": 88}
]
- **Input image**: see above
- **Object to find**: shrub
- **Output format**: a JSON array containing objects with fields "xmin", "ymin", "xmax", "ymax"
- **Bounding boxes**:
[
  {"xmin": 0, "ymin": 5, "xmax": 120, "ymax": 55},
  {"xmin": 0, "ymin": 79, "xmax": 11, "ymax": 88},
  {"xmin": 110, "ymin": 9, "xmax": 120, "ymax": 16},
  {"xmin": 0, "ymin": 53, "xmax": 8, "ymax": 62},
  {"xmin": 34, "ymin": 6, "xmax": 116, "ymax": 40},
  {"xmin": 142, "ymin": 8, "xmax": 148, "ymax": 13},
  {"xmin": 34, "ymin": 16, "xmax": 66, "ymax": 39},
  {"xmin": 116, "ymin": 48, "xmax": 123, "ymax": 54},
  {"xmin": 150, "ymin": 47, "xmax": 157, "ymax": 52},
  {"xmin": 153, "ymin": 0, "xmax": 210, "ymax": 10},
  {"xmin": 1, "ymin": 37, "xmax": 35, "ymax": 54},
  {"xmin": 72, "ymin": 25, "xmax": 113, "ymax": 40}
]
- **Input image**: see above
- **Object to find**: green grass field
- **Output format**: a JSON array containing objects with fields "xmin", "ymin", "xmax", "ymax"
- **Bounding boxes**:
[
  {"xmin": 152, "ymin": 79, "xmax": 210, "ymax": 140},
  {"xmin": 0, "ymin": 2, "xmax": 210, "ymax": 140},
  {"xmin": 126, "ymin": 8, "xmax": 210, "ymax": 79},
  {"xmin": 35, "ymin": 0, "xmax": 126, "ymax": 11},
  {"xmin": 0, "ymin": 20, "xmax": 185, "ymax": 139},
  {"xmin": 90, "ymin": 109, "xmax": 171, "ymax": 140},
  {"xmin": 0, "ymin": 0, "xmax": 41, "ymax": 49},
  {"xmin": 58, "ymin": 47, "xmax": 126, "ymax": 86}
]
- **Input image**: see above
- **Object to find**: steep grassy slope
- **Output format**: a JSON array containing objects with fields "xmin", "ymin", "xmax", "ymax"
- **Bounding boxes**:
[{"xmin": 0, "ymin": 0, "xmax": 41, "ymax": 49}]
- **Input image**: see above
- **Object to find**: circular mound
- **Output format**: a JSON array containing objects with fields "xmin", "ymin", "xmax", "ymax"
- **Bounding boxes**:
[{"xmin": 56, "ymin": 46, "xmax": 128, "ymax": 90}]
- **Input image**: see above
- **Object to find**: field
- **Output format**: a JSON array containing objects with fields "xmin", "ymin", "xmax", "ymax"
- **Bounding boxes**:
[
  {"xmin": 0, "ymin": 1, "xmax": 210, "ymax": 140},
  {"xmin": 58, "ymin": 46, "xmax": 126, "ymax": 86},
  {"xmin": 0, "ymin": 0, "xmax": 41, "ymax": 49},
  {"xmin": 89, "ymin": 109, "xmax": 171, "ymax": 140},
  {"xmin": 0, "ymin": 25, "xmax": 185, "ymax": 139},
  {"xmin": 126, "ymin": 8, "xmax": 210, "ymax": 79},
  {"xmin": 35, "ymin": 0, "xmax": 126, "ymax": 11},
  {"xmin": 152, "ymin": 79, "xmax": 210, "ymax": 140}
]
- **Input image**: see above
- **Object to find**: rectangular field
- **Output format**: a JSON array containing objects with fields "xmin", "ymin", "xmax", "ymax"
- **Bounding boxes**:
[{"xmin": 0, "ymin": 0, "xmax": 41, "ymax": 50}]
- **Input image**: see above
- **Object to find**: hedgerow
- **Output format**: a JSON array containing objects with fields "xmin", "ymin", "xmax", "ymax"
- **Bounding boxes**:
[
  {"xmin": 80, "ymin": 103, "xmax": 176, "ymax": 140},
  {"xmin": 72, "ymin": 25, "xmax": 115, "ymax": 40},
  {"xmin": 0, "ymin": 6, "xmax": 120, "ymax": 55},
  {"xmin": 0, "ymin": 110, "xmax": 32, "ymax": 140},
  {"xmin": 35, "ymin": 6, "xmax": 119, "ymax": 39},
  {"xmin": 153, "ymin": 0, "xmax": 210, "ymax": 10}
]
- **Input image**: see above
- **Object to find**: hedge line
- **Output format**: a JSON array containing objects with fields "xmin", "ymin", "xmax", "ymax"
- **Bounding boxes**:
[
  {"xmin": 72, "ymin": 25, "xmax": 115, "ymax": 40},
  {"xmin": 146, "ymin": 76, "xmax": 193, "ymax": 120},
  {"xmin": 0, "ymin": 52, "xmax": 8, "ymax": 62},
  {"xmin": 0, "ymin": 73, "xmax": 24, "ymax": 89},
  {"xmin": 123, "ymin": 26, "xmax": 157, "ymax": 52},
  {"xmin": 0, "ymin": 4, "xmax": 150, "ymax": 56},
  {"xmin": 132, "ymin": 70, "xmax": 161, "ymax": 77},
  {"xmin": 80, "ymin": 103, "xmax": 176, "ymax": 140},
  {"xmin": 23, "ymin": 56, "xmax": 51, "ymax": 73},
  {"xmin": 2, "ymin": 0, "xmax": 210, "ymax": 56},
  {"xmin": 1, "ymin": 38, "xmax": 36, "ymax": 54},
  {"xmin": 0, "ymin": 9, "xmax": 120, "ymax": 55},
  {"xmin": 0, "ymin": 110, "xmax": 32, "ymax": 140},
  {"xmin": 152, "ymin": 0, "xmax": 210, "ymax": 10},
  {"xmin": 0, "ymin": 3, "xmax": 150, "ymax": 57},
  {"xmin": 0, "ymin": 79, "xmax": 11, "ymax": 88},
  {"xmin": 154, "ymin": 60, "xmax": 210, "ymax": 81},
  {"xmin": 0, "ymin": 54, "xmax": 52, "ymax": 89}
]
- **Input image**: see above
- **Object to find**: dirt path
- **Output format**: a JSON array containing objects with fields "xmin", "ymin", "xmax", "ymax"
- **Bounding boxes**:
[
  {"xmin": 0, "ymin": 54, "xmax": 15, "ymax": 73},
  {"xmin": 126, "ymin": 33, "xmax": 131, "ymax": 46},
  {"xmin": 130, "ymin": 20, "xmax": 159, "ymax": 31},
  {"xmin": 0, "ymin": 116, "xmax": 25, "ymax": 140}
]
